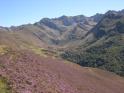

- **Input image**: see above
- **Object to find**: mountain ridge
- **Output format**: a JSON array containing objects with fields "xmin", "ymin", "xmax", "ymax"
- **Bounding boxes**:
[
  {"xmin": 0, "ymin": 13, "xmax": 104, "ymax": 49},
  {"xmin": 0, "ymin": 9, "xmax": 124, "ymax": 93},
  {"xmin": 61, "ymin": 9, "xmax": 124, "ymax": 76}
]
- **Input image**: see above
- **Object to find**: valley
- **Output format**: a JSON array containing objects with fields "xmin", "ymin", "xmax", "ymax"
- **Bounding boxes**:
[{"xmin": 0, "ymin": 9, "xmax": 124, "ymax": 93}]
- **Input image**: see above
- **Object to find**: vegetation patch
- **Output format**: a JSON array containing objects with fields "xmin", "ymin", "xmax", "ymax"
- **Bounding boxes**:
[
  {"xmin": 61, "ymin": 36, "xmax": 124, "ymax": 76},
  {"xmin": 25, "ymin": 45, "xmax": 58, "ymax": 58},
  {"xmin": 0, "ymin": 45, "xmax": 9, "ymax": 55},
  {"xmin": 0, "ymin": 77, "xmax": 12, "ymax": 93},
  {"xmin": 29, "ymin": 46, "xmax": 48, "ymax": 57}
]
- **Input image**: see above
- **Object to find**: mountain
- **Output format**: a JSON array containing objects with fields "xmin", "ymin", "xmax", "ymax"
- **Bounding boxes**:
[
  {"xmin": 0, "ymin": 14, "xmax": 102, "ymax": 49},
  {"xmin": 91, "ymin": 10, "xmax": 124, "ymax": 38},
  {"xmin": 0, "ymin": 9, "xmax": 124, "ymax": 93},
  {"xmin": 61, "ymin": 9, "xmax": 124, "ymax": 76},
  {"xmin": 34, "ymin": 15, "xmax": 99, "ymax": 46}
]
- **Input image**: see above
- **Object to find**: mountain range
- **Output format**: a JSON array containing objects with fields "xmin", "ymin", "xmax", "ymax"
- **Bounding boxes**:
[
  {"xmin": 0, "ymin": 13, "xmax": 103, "ymax": 48},
  {"xmin": 62, "ymin": 9, "xmax": 124, "ymax": 76},
  {"xmin": 0, "ymin": 9, "xmax": 124, "ymax": 93}
]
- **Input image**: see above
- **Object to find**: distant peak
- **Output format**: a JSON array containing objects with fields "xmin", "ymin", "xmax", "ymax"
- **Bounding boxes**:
[
  {"xmin": 106, "ymin": 10, "xmax": 118, "ymax": 15},
  {"xmin": 40, "ymin": 18, "xmax": 51, "ymax": 21},
  {"xmin": 58, "ymin": 15, "xmax": 69, "ymax": 20}
]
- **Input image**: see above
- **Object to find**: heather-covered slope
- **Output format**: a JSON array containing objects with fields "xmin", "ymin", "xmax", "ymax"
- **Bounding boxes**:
[{"xmin": 0, "ymin": 48, "xmax": 124, "ymax": 93}]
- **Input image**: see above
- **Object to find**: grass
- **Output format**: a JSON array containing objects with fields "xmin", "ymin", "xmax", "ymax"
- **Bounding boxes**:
[
  {"xmin": 0, "ymin": 45, "xmax": 9, "ymax": 55},
  {"xmin": 0, "ymin": 45, "xmax": 20, "ymax": 63},
  {"xmin": 27, "ymin": 45, "xmax": 58, "ymax": 58},
  {"xmin": 0, "ymin": 77, "xmax": 12, "ymax": 93},
  {"xmin": 15, "ymin": 41, "xmax": 59, "ymax": 58},
  {"xmin": 29, "ymin": 46, "xmax": 48, "ymax": 57}
]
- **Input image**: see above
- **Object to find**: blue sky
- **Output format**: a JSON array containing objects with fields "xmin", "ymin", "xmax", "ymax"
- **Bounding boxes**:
[{"xmin": 0, "ymin": 0, "xmax": 124, "ymax": 27}]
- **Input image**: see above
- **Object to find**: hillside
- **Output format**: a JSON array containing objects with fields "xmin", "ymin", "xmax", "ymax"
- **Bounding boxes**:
[
  {"xmin": 61, "ymin": 10, "xmax": 124, "ymax": 76},
  {"xmin": 0, "ymin": 14, "xmax": 103, "ymax": 48},
  {"xmin": 0, "ymin": 9, "xmax": 124, "ymax": 93},
  {"xmin": 0, "ymin": 47, "xmax": 124, "ymax": 93}
]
